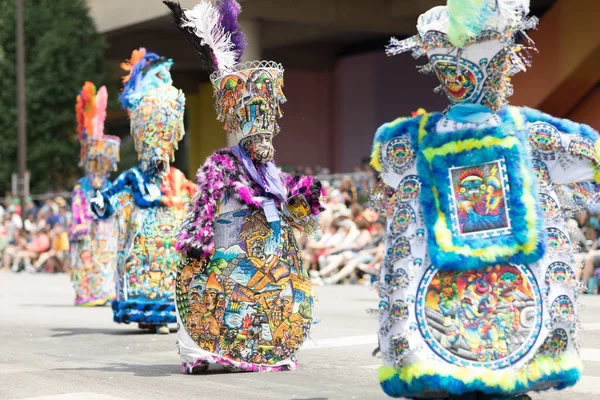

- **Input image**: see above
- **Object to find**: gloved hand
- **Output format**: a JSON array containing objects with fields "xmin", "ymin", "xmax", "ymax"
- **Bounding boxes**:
[{"xmin": 90, "ymin": 190, "xmax": 105, "ymax": 210}]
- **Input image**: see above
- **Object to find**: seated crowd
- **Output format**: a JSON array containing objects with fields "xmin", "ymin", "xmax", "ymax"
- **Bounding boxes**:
[
  {"xmin": 0, "ymin": 197, "xmax": 70, "ymax": 273},
  {"xmin": 5, "ymin": 169, "xmax": 599, "ymax": 292}
]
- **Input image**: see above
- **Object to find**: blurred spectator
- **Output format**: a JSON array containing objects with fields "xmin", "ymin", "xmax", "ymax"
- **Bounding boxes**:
[
  {"xmin": 0, "ymin": 196, "xmax": 71, "ymax": 273},
  {"xmin": 338, "ymin": 178, "xmax": 358, "ymax": 208}
]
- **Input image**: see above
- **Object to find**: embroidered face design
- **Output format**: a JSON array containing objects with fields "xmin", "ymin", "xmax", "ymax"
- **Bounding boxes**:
[
  {"xmin": 457, "ymin": 169, "xmax": 485, "ymax": 201},
  {"xmin": 242, "ymin": 133, "xmax": 275, "ymax": 164},
  {"xmin": 433, "ymin": 61, "xmax": 477, "ymax": 102},
  {"xmin": 131, "ymin": 86, "xmax": 185, "ymax": 177},
  {"xmin": 211, "ymin": 64, "xmax": 286, "ymax": 144},
  {"xmin": 428, "ymin": 40, "xmax": 507, "ymax": 110}
]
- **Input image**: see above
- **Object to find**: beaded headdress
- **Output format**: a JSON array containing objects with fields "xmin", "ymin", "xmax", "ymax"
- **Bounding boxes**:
[
  {"xmin": 165, "ymin": 0, "xmax": 286, "ymax": 144},
  {"xmin": 386, "ymin": 0, "xmax": 538, "ymax": 111},
  {"xmin": 75, "ymin": 82, "xmax": 120, "ymax": 173},
  {"xmin": 119, "ymin": 48, "xmax": 186, "ymax": 172}
]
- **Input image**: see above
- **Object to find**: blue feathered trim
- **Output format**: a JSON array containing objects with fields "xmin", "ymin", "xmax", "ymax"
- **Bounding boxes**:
[
  {"xmin": 94, "ymin": 167, "xmax": 162, "ymax": 219},
  {"xmin": 380, "ymin": 362, "xmax": 581, "ymax": 399},
  {"xmin": 112, "ymin": 299, "xmax": 176, "ymax": 325},
  {"xmin": 520, "ymin": 107, "xmax": 600, "ymax": 144},
  {"xmin": 373, "ymin": 115, "xmax": 422, "ymax": 149},
  {"xmin": 416, "ymin": 109, "xmax": 545, "ymax": 270}
]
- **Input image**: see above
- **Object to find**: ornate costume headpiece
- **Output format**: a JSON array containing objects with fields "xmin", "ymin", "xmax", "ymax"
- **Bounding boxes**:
[
  {"xmin": 75, "ymin": 81, "xmax": 120, "ymax": 173},
  {"xmin": 119, "ymin": 48, "xmax": 174, "ymax": 111},
  {"xmin": 386, "ymin": 0, "xmax": 538, "ymax": 111},
  {"xmin": 164, "ymin": 0, "xmax": 286, "ymax": 144},
  {"xmin": 119, "ymin": 48, "xmax": 186, "ymax": 173}
]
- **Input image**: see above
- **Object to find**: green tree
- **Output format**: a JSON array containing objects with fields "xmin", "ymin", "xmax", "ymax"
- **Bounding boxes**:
[{"xmin": 0, "ymin": 0, "xmax": 107, "ymax": 195}]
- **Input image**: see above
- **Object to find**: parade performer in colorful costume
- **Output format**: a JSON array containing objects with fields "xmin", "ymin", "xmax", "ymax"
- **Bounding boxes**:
[
  {"xmin": 90, "ymin": 48, "xmax": 195, "ymax": 334},
  {"xmin": 371, "ymin": 1, "xmax": 600, "ymax": 398},
  {"xmin": 70, "ymin": 82, "xmax": 120, "ymax": 306},
  {"xmin": 164, "ymin": 0, "xmax": 325, "ymax": 372}
]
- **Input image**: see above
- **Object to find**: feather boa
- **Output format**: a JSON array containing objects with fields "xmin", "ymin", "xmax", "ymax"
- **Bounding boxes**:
[
  {"xmin": 177, "ymin": 149, "xmax": 324, "ymax": 258},
  {"xmin": 181, "ymin": 353, "xmax": 297, "ymax": 374}
]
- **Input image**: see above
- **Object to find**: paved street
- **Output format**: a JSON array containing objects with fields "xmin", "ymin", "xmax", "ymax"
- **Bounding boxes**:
[{"xmin": 1, "ymin": 273, "xmax": 600, "ymax": 400}]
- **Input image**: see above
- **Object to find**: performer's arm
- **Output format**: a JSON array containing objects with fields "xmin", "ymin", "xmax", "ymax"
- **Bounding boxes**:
[
  {"xmin": 521, "ymin": 107, "xmax": 600, "ymax": 184},
  {"xmin": 91, "ymin": 169, "xmax": 161, "ymax": 219},
  {"xmin": 281, "ymin": 173, "xmax": 326, "ymax": 217},
  {"xmin": 176, "ymin": 154, "xmax": 229, "ymax": 259}
]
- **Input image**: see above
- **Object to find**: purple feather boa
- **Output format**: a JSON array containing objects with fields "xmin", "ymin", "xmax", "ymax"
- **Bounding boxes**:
[
  {"xmin": 176, "ymin": 149, "xmax": 324, "ymax": 258},
  {"xmin": 217, "ymin": 0, "xmax": 246, "ymax": 62}
]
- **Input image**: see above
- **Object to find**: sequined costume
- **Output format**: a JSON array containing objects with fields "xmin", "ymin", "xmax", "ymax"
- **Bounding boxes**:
[
  {"xmin": 70, "ymin": 82, "xmax": 120, "ymax": 306},
  {"xmin": 164, "ymin": 0, "xmax": 325, "ymax": 372},
  {"xmin": 91, "ymin": 49, "xmax": 195, "ymax": 330},
  {"xmin": 371, "ymin": 1, "xmax": 600, "ymax": 398}
]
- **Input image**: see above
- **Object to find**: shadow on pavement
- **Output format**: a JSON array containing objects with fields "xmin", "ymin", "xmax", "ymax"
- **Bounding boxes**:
[
  {"xmin": 52, "ymin": 363, "xmax": 180, "ymax": 377},
  {"xmin": 50, "ymin": 327, "xmax": 159, "ymax": 337}
]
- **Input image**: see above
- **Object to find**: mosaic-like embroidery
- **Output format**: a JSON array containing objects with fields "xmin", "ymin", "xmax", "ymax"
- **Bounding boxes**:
[
  {"xmin": 531, "ymin": 159, "xmax": 550, "ymax": 187},
  {"xmin": 546, "ymin": 228, "xmax": 571, "ymax": 252},
  {"xmin": 397, "ymin": 175, "xmax": 421, "ymax": 203},
  {"xmin": 528, "ymin": 122, "xmax": 561, "ymax": 155},
  {"xmin": 539, "ymin": 193, "xmax": 561, "ymax": 219},
  {"xmin": 450, "ymin": 160, "xmax": 510, "ymax": 236},
  {"xmin": 382, "ymin": 136, "xmax": 415, "ymax": 175},
  {"xmin": 178, "ymin": 208, "xmax": 312, "ymax": 365},
  {"xmin": 568, "ymin": 135, "xmax": 596, "ymax": 161},
  {"xmin": 391, "ymin": 205, "xmax": 416, "ymax": 234},
  {"xmin": 416, "ymin": 264, "xmax": 542, "ymax": 368},
  {"xmin": 544, "ymin": 262, "xmax": 576, "ymax": 286},
  {"xmin": 550, "ymin": 295, "xmax": 575, "ymax": 325},
  {"xmin": 539, "ymin": 329, "xmax": 568, "ymax": 358},
  {"xmin": 387, "ymin": 237, "xmax": 411, "ymax": 261},
  {"xmin": 430, "ymin": 54, "xmax": 485, "ymax": 104}
]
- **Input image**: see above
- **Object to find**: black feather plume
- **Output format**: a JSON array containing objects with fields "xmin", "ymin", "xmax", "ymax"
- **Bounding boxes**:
[{"xmin": 163, "ymin": 1, "xmax": 215, "ymax": 73}]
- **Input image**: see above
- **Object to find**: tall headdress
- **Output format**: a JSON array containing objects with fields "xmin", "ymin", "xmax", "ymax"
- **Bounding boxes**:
[
  {"xmin": 75, "ymin": 81, "xmax": 120, "ymax": 173},
  {"xmin": 119, "ymin": 48, "xmax": 186, "ymax": 172},
  {"xmin": 386, "ymin": 0, "xmax": 538, "ymax": 111},
  {"xmin": 164, "ymin": 0, "xmax": 287, "ymax": 144}
]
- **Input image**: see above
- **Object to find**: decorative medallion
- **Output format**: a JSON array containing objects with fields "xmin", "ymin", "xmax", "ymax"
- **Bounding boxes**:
[
  {"xmin": 382, "ymin": 136, "xmax": 415, "ymax": 175},
  {"xmin": 397, "ymin": 175, "xmax": 421, "ymax": 203},
  {"xmin": 528, "ymin": 122, "xmax": 561, "ymax": 155},
  {"xmin": 539, "ymin": 329, "xmax": 568, "ymax": 358},
  {"xmin": 544, "ymin": 262, "xmax": 576, "ymax": 287},
  {"xmin": 546, "ymin": 228, "xmax": 571, "ymax": 252},
  {"xmin": 415, "ymin": 264, "xmax": 542, "ymax": 369},
  {"xmin": 531, "ymin": 159, "xmax": 550, "ymax": 187},
  {"xmin": 387, "ymin": 237, "xmax": 412, "ymax": 261},
  {"xmin": 539, "ymin": 193, "xmax": 561, "ymax": 219},
  {"xmin": 391, "ymin": 205, "xmax": 416, "ymax": 234},
  {"xmin": 568, "ymin": 135, "xmax": 596, "ymax": 161}
]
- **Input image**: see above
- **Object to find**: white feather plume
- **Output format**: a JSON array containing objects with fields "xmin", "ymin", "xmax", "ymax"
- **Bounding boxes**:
[
  {"xmin": 181, "ymin": 2, "xmax": 237, "ymax": 72},
  {"xmin": 487, "ymin": 0, "xmax": 531, "ymax": 31}
]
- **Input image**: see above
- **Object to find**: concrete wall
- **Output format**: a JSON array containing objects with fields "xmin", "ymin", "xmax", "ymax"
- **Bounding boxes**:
[
  {"xmin": 335, "ymin": 51, "xmax": 447, "ymax": 172},
  {"xmin": 269, "ymin": 51, "xmax": 449, "ymax": 173}
]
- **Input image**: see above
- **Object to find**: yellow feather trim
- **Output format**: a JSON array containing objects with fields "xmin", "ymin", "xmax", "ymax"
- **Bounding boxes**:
[
  {"xmin": 378, "ymin": 353, "xmax": 582, "ymax": 388},
  {"xmin": 371, "ymin": 143, "xmax": 382, "ymax": 172}
]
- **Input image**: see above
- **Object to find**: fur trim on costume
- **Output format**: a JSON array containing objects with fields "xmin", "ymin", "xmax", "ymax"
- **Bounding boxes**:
[
  {"xmin": 177, "ymin": 148, "xmax": 325, "ymax": 258},
  {"xmin": 416, "ymin": 109, "xmax": 545, "ymax": 270},
  {"xmin": 181, "ymin": 353, "xmax": 298, "ymax": 374},
  {"xmin": 112, "ymin": 299, "xmax": 176, "ymax": 325},
  {"xmin": 378, "ymin": 354, "xmax": 581, "ymax": 398}
]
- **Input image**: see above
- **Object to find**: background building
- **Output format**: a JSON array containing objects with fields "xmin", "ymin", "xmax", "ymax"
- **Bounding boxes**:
[{"xmin": 88, "ymin": 0, "xmax": 599, "ymax": 176}]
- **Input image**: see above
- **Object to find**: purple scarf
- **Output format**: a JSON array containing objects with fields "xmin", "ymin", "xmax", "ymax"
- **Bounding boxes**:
[{"xmin": 230, "ymin": 145, "xmax": 287, "ymax": 202}]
